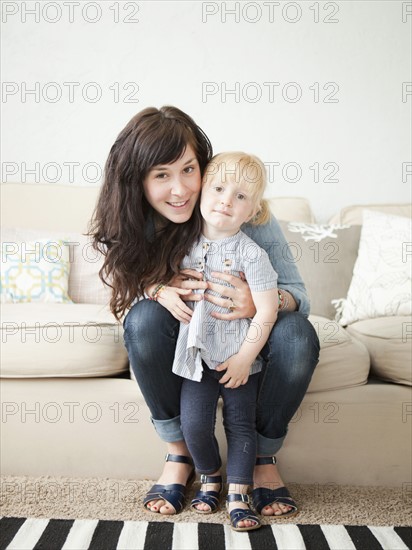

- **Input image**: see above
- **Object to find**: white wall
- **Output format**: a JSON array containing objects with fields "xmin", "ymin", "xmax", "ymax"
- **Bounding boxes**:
[{"xmin": 2, "ymin": 0, "xmax": 411, "ymax": 222}]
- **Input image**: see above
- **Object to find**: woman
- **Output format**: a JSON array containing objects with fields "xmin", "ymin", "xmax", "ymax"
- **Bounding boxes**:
[{"xmin": 89, "ymin": 106, "xmax": 320, "ymax": 517}]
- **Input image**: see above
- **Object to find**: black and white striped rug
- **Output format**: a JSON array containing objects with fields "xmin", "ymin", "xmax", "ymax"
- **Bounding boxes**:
[{"xmin": 1, "ymin": 517, "xmax": 411, "ymax": 550}]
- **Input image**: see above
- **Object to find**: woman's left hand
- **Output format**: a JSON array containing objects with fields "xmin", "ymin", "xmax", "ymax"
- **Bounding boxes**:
[{"xmin": 205, "ymin": 271, "xmax": 256, "ymax": 320}]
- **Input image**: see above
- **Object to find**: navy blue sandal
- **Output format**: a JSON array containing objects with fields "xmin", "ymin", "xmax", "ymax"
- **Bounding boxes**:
[
  {"xmin": 191, "ymin": 474, "xmax": 223, "ymax": 514},
  {"xmin": 251, "ymin": 456, "xmax": 298, "ymax": 517},
  {"xmin": 226, "ymin": 493, "xmax": 261, "ymax": 532},
  {"xmin": 143, "ymin": 454, "xmax": 195, "ymax": 514}
]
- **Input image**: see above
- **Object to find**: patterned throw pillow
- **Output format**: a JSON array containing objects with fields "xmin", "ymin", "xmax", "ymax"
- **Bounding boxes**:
[
  {"xmin": 334, "ymin": 210, "xmax": 412, "ymax": 325},
  {"xmin": 0, "ymin": 238, "xmax": 72, "ymax": 303},
  {"xmin": 1, "ymin": 228, "xmax": 111, "ymax": 305}
]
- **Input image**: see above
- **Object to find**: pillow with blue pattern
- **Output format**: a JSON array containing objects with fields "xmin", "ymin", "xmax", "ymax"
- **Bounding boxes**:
[{"xmin": 1, "ymin": 238, "xmax": 72, "ymax": 303}]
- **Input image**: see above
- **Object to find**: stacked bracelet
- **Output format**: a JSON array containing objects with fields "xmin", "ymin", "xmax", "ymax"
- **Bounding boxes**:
[
  {"xmin": 150, "ymin": 283, "xmax": 167, "ymax": 301},
  {"xmin": 278, "ymin": 289, "xmax": 290, "ymax": 310}
]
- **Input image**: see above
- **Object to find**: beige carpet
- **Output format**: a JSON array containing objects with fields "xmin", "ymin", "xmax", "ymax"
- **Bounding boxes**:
[{"xmin": 1, "ymin": 476, "xmax": 411, "ymax": 527}]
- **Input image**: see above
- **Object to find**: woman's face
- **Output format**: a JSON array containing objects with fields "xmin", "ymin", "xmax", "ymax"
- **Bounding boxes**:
[{"xmin": 143, "ymin": 145, "xmax": 201, "ymax": 224}]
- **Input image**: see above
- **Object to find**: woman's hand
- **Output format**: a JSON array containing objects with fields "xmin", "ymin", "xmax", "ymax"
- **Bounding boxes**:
[
  {"xmin": 205, "ymin": 271, "xmax": 256, "ymax": 320},
  {"xmin": 156, "ymin": 286, "xmax": 195, "ymax": 324},
  {"xmin": 168, "ymin": 269, "xmax": 208, "ymax": 301}
]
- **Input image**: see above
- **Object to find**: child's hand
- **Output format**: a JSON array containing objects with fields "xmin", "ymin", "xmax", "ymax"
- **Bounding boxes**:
[
  {"xmin": 156, "ymin": 286, "xmax": 194, "ymax": 323},
  {"xmin": 215, "ymin": 354, "xmax": 251, "ymax": 388}
]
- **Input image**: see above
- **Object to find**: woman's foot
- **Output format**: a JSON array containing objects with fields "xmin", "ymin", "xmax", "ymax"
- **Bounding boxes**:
[
  {"xmin": 145, "ymin": 442, "xmax": 193, "ymax": 515},
  {"xmin": 227, "ymin": 484, "xmax": 258, "ymax": 530},
  {"xmin": 253, "ymin": 459, "xmax": 294, "ymax": 516}
]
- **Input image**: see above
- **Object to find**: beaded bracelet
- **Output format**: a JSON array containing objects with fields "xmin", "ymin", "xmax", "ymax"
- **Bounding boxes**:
[
  {"xmin": 278, "ymin": 289, "xmax": 290, "ymax": 310},
  {"xmin": 277, "ymin": 290, "xmax": 284, "ymax": 309},
  {"xmin": 155, "ymin": 285, "xmax": 167, "ymax": 301},
  {"xmin": 150, "ymin": 283, "xmax": 166, "ymax": 301}
]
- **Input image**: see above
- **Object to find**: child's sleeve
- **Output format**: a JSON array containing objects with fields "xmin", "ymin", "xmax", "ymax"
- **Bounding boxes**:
[{"xmin": 240, "ymin": 235, "xmax": 278, "ymax": 292}]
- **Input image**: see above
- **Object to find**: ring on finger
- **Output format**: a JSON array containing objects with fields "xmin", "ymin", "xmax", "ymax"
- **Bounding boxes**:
[{"xmin": 228, "ymin": 298, "xmax": 237, "ymax": 312}]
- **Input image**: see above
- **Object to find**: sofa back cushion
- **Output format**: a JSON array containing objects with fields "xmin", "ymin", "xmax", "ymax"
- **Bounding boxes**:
[
  {"xmin": 278, "ymin": 221, "xmax": 361, "ymax": 319},
  {"xmin": 267, "ymin": 197, "xmax": 315, "ymax": 223},
  {"xmin": 328, "ymin": 203, "xmax": 412, "ymax": 225},
  {"xmin": 1, "ymin": 228, "xmax": 111, "ymax": 305},
  {"xmin": 1, "ymin": 183, "xmax": 99, "ymax": 233}
]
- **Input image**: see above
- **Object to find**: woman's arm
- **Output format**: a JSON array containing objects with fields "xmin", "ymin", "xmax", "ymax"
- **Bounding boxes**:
[{"xmin": 241, "ymin": 214, "xmax": 310, "ymax": 316}]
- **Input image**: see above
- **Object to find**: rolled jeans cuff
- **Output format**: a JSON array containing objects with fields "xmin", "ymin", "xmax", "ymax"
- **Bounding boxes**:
[
  {"xmin": 257, "ymin": 431, "xmax": 287, "ymax": 456},
  {"xmin": 150, "ymin": 415, "xmax": 184, "ymax": 443}
]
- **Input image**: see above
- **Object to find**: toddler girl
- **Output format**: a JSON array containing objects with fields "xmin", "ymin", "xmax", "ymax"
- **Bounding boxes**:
[{"xmin": 173, "ymin": 152, "xmax": 278, "ymax": 532}]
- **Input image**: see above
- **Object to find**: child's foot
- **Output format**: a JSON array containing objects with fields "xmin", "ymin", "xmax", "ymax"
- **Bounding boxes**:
[
  {"xmin": 191, "ymin": 472, "xmax": 222, "ymax": 513},
  {"xmin": 227, "ymin": 485, "xmax": 260, "ymax": 531},
  {"xmin": 227, "ymin": 500, "xmax": 257, "ymax": 529}
]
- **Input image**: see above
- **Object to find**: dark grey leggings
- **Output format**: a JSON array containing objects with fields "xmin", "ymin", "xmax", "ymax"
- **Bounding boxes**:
[{"xmin": 180, "ymin": 365, "xmax": 259, "ymax": 486}]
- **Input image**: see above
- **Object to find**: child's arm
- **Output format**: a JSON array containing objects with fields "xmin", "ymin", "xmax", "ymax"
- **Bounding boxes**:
[{"xmin": 216, "ymin": 287, "xmax": 278, "ymax": 388}]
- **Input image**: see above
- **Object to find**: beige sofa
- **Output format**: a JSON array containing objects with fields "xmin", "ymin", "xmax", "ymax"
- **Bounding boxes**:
[{"xmin": 1, "ymin": 183, "xmax": 411, "ymax": 488}]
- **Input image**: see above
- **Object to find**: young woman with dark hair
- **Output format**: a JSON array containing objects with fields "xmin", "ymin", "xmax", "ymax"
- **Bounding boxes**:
[{"xmin": 89, "ymin": 106, "xmax": 320, "ymax": 518}]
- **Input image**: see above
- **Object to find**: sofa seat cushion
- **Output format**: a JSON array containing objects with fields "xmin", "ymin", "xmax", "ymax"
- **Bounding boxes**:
[
  {"xmin": 346, "ymin": 316, "xmax": 412, "ymax": 386},
  {"xmin": 1, "ymin": 303, "xmax": 128, "ymax": 378},
  {"xmin": 307, "ymin": 315, "xmax": 370, "ymax": 392}
]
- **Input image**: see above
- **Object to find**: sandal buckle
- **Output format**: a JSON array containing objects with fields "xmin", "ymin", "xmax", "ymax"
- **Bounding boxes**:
[
  {"xmin": 241, "ymin": 494, "xmax": 249, "ymax": 503},
  {"xmin": 200, "ymin": 474, "xmax": 208, "ymax": 484}
]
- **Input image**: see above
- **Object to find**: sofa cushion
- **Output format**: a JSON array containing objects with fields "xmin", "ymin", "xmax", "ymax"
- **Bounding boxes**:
[
  {"xmin": 278, "ymin": 221, "xmax": 361, "ymax": 319},
  {"xmin": 1, "ymin": 303, "xmax": 128, "ymax": 378},
  {"xmin": 335, "ymin": 210, "xmax": 412, "ymax": 326},
  {"xmin": 307, "ymin": 315, "xmax": 370, "ymax": 392},
  {"xmin": 0, "ymin": 183, "xmax": 100, "ymax": 233},
  {"xmin": 346, "ymin": 316, "xmax": 412, "ymax": 386},
  {"xmin": 1, "ymin": 228, "xmax": 112, "ymax": 305},
  {"xmin": 66, "ymin": 233, "xmax": 112, "ymax": 305},
  {"xmin": 1, "ymin": 238, "xmax": 72, "ymax": 304},
  {"xmin": 328, "ymin": 203, "xmax": 412, "ymax": 225},
  {"xmin": 267, "ymin": 197, "xmax": 315, "ymax": 223}
]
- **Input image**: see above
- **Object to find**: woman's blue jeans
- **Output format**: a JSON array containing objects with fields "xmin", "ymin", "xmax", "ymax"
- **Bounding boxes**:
[{"xmin": 123, "ymin": 300, "xmax": 320, "ymax": 456}]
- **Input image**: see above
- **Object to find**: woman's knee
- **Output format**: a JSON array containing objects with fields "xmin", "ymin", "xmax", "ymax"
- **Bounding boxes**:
[
  {"xmin": 266, "ymin": 312, "xmax": 320, "ymax": 378},
  {"xmin": 271, "ymin": 311, "xmax": 319, "ymax": 353},
  {"xmin": 123, "ymin": 299, "xmax": 177, "ymax": 343}
]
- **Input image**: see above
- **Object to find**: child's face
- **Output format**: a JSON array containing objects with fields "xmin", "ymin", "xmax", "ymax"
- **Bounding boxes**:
[{"xmin": 200, "ymin": 173, "xmax": 257, "ymax": 238}]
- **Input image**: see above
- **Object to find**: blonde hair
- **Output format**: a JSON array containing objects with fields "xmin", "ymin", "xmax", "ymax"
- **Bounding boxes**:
[{"xmin": 203, "ymin": 151, "xmax": 270, "ymax": 225}]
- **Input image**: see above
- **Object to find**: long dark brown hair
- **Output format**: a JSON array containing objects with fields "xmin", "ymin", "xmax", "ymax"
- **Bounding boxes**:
[{"xmin": 87, "ymin": 106, "xmax": 213, "ymax": 321}]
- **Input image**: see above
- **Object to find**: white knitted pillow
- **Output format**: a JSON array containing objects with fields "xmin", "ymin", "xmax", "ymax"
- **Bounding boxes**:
[{"xmin": 335, "ymin": 210, "xmax": 411, "ymax": 325}]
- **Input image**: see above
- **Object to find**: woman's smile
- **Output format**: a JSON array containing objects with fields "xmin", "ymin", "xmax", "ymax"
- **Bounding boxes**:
[{"xmin": 167, "ymin": 199, "xmax": 191, "ymax": 208}]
